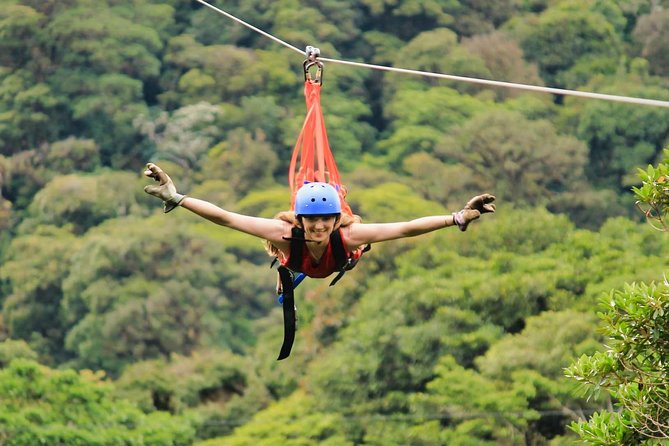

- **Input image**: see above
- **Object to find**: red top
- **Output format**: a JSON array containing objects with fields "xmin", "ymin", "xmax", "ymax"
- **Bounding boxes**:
[{"xmin": 281, "ymin": 228, "xmax": 363, "ymax": 278}]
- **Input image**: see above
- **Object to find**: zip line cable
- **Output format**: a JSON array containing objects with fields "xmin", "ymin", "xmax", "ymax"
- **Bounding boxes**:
[
  {"xmin": 193, "ymin": 0, "xmax": 669, "ymax": 109},
  {"xmin": 193, "ymin": 0, "xmax": 302, "ymax": 54}
]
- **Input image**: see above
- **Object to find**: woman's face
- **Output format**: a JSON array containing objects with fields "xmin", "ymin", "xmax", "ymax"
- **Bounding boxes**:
[{"xmin": 301, "ymin": 215, "xmax": 338, "ymax": 242}]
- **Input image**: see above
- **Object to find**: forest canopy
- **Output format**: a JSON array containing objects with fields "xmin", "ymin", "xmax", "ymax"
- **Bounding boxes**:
[{"xmin": 1, "ymin": 0, "xmax": 669, "ymax": 445}]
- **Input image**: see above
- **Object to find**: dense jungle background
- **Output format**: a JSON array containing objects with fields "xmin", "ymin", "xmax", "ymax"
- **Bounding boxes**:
[{"xmin": 2, "ymin": 0, "xmax": 669, "ymax": 445}]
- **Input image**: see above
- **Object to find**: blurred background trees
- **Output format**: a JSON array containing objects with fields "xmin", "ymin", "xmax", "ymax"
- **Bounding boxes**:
[{"xmin": 2, "ymin": 0, "xmax": 669, "ymax": 444}]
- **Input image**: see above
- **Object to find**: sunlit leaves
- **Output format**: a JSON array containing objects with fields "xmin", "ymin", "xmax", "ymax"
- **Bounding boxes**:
[
  {"xmin": 0, "ymin": 359, "xmax": 195, "ymax": 445},
  {"xmin": 19, "ymin": 171, "xmax": 143, "ymax": 234}
]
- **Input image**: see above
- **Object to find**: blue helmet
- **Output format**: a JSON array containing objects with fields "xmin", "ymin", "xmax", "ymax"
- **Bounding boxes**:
[{"xmin": 295, "ymin": 182, "xmax": 341, "ymax": 216}]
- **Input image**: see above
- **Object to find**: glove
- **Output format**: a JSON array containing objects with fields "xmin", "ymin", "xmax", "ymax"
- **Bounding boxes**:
[
  {"xmin": 143, "ymin": 163, "xmax": 186, "ymax": 213},
  {"xmin": 453, "ymin": 193, "xmax": 496, "ymax": 232}
]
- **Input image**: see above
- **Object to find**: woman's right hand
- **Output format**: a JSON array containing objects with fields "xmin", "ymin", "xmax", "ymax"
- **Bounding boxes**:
[{"xmin": 143, "ymin": 163, "xmax": 185, "ymax": 213}]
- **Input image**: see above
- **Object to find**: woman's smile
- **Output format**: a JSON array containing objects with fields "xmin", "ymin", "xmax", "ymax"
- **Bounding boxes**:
[{"xmin": 302, "ymin": 215, "xmax": 338, "ymax": 241}]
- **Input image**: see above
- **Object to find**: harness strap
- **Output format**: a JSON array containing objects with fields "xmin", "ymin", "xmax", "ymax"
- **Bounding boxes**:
[
  {"xmin": 286, "ymin": 227, "xmax": 306, "ymax": 272},
  {"xmin": 328, "ymin": 236, "xmax": 371, "ymax": 286},
  {"xmin": 277, "ymin": 266, "xmax": 297, "ymax": 360}
]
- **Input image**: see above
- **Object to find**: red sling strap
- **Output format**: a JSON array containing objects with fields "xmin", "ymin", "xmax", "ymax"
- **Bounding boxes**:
[{"xmin": 288, "ymin": 53, "xmax": 353, "ymax": 216}]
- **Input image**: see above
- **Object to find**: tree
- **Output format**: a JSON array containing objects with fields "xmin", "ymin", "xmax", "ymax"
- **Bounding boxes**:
[
  {"xmin": 206, "ymin": 129, "xmax": 279, "ymax": 196},
  {"xmin": 0, "ymin": 359, "xmax": 194, "ymax": 446},
  {"xmin": 461, "ymin": 31, "xmax": 544, "ymax": 101},
  {"xmin": 58, "ymin": 214, "xmax": 270, "ymax": 374},
  {"xmin": 18, "ymin": 171, "xmax": 145, "ymax": 234},
  {"xmin": 0, "ymin": 339, "xmax": 38, "ymax": 367},
  {"xmin": 0, "ymin": 226, "xmax": 81, "ymax": 364},
  {"xmin": 376, "ymin": 86, "xmax": 488, "ymax": 166},
  {"xmin": 135, "ymin": 101, "xmax": 226, "ymax": 170},
  {"xmin": 572, "ymin": 83, "xmax": 669, "ymax": 191},
  {"xmin": 633, "ymin": 9, "xmax": 669, "ymax": 76},
  {"xmin": 565, "ymin": 149, "xmax": 669, "ymax": 444},
  {"xmin": 512, "ymin": 1, "xmax": 624, "ymax": 88},
  {"xmin": 114, "ymin": 350, "xmax": 272, "ymax": 440},
  {"xmin": 437, "ymin": 109, "xmax": 589, "ymax": 207}
]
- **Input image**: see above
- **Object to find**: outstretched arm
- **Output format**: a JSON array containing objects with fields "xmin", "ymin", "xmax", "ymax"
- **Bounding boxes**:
[
  {"xmin": 180, "ymin": 197, "xmax": 289, "ymax": 242},
  {"xmin": 343, "ymin": 194, "xmax": 495, "ymax": 248},
  {"xmin": 143, "ymin": 163, "xmax": 290, "ymax": 245}
]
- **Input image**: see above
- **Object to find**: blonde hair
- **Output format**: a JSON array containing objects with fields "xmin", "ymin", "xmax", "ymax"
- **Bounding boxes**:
[{"xmin": 263, "ymin": 211, "xmax": 362, "ymax": 259}]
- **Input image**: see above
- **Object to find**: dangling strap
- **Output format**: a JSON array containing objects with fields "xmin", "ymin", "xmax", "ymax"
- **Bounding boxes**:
[{"xmin": 277, "ymin": 266, "xmax": 297, "ymax": 360}]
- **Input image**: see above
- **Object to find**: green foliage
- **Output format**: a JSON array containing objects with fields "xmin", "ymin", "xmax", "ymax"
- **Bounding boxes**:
[
  {"xmin": 388, "ymin": 28, "xmax": 491, "ymax": 96},
  {"xmin": 566, "ymin": 152, "xmax": 669, "ymax": 444},
  {"xmin": 566, "ymin": 281, "xmax": 669, "ymax": 443},
  {"xmin": 0, "ymin": 359, "xmax": 195, "ymax": 446},
  {"xmin": 632, "ymin": 149, "xmax": 669, "ymax": 231},
  {"xmin": 206, "ymin": 129, "xmax": 279, "ymax": 196},
  {"xmin": 4, "ymin": 1, "xmax": 669, "ymax": 444},
  {"xmin": 633, "ymin": 9, "xmax": 669, "ymax": 76},
  {"xmin": 438, "ymin": 109, "xmax": 589, "ymax": 207},
  {"xmin": 1, "ymin": 225, "xmax": 80, "ymax": 363},
  {"xmin": 18, "ymin": 171, "xmax": 145, "ymax": 234},
  {"xmin": 378, "ymin": 86, "xmax": 488, "ymax": 165},
  {"xmin": 347, "ymin": 182, "xmax": 445, "ymax": 222},
  {"xmin": 574, "ymin": 85, "xmax": 669, "ymax": 190},
  {"xmin": 513, "ymin": 1, "xmax": 624, "ymax": 87},
  {"xmin": 461, "ymin": 30, "xmax": 544, "ymax": 101},
  {"xmin": 197, "ymin": 390, "xmax": 353, "ymax": 446},
  {"xmin": 114, "ymin": 350, "xmax": 272, "ymax": 440},
  {"xmin": 44, "ymin": 137, "xmax": 101, "ymax": 173},
  {"xmin": 57, "ymin": 215, "xmax": 269, "ymax": 374},
  {"xmin": 477, "ymin": 310, "xmax": 600, "ymax": 379},
  {"xmin": 136, "ymin": 102, "xmax": 226, "ymax": 169},
  {"xmin": 0, "ymin": 339, "xmax": 37, "ymax": 367},
  {"xmin": 0, "ymin": 71, "xmax": 65, "ymax": 154}
]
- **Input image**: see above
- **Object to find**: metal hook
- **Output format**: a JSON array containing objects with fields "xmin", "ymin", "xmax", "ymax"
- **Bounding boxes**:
[{"xmin": 303, "ymin": 45, "xmax": 324, "ymax": 84}]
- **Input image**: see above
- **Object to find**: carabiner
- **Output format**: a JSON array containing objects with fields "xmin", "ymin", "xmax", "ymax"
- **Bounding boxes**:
[{"xmin": 303, "ymin": 45, "xmax": 323, "ymax": 85}]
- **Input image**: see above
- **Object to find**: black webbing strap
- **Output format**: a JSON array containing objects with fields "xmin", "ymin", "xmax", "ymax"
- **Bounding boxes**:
[
  {"xmin": 328, "ymin": 229, "xmax": 371, "ymax": 286},
  {"xmin": 277, "ymin": 266, "xmax": 297, "ymax": 360},
  {"xmin": 286, "ymin": 227, "xmax": 305, "ymax": 272},
  {"xmin": 330, "ymin": 229, "xmax": 348, "ymax": 270}
]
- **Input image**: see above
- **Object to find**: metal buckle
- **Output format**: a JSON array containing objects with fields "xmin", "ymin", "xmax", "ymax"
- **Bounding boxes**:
[{"xmin": 303, "ymin": 45, "xmax": 323, "ymax": 84}]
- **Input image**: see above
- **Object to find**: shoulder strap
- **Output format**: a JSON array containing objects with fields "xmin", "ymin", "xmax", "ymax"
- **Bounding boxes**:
[
  {"xmin": 329, "ymin": 228, "xmax": 349, "ymax": 270},
  {"xmin": 287, "ymin": 227, "xmax": 305, "ymax": 272},
  {"xmin": 328, "ymin": 229, "xmax": 371, "ymax": 286}
]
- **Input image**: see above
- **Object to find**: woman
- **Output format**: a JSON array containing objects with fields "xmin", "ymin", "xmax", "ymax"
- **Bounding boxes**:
[
  {"xmin": 143, "ymin": 162, "xmax": 496, "ymax": 278},
  {"xmin": 144, "ymin": 162, "xmax": 495, "ymax": 359}
]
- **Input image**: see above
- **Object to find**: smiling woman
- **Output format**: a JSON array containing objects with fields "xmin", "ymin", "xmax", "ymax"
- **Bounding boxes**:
[
  {"xmin": 141, "ymin": 47, "xmax": 497, "ymax": 359},
  {"xmin": 143, "ymin": 163, "xmax": 495, "ymax": 277},
  {"xmin": 143, "ymin": 163, "xmax": 495, "ymax": 358}
]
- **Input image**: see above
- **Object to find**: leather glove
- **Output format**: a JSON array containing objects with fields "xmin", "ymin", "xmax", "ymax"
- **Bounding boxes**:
[
  {"xmin": 143, "ymin": 163, "xmax": 185, "ymax": 213},
  {"xmin": 453, "ymin": 193, "xmax": 496, "ymax": 231}
]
